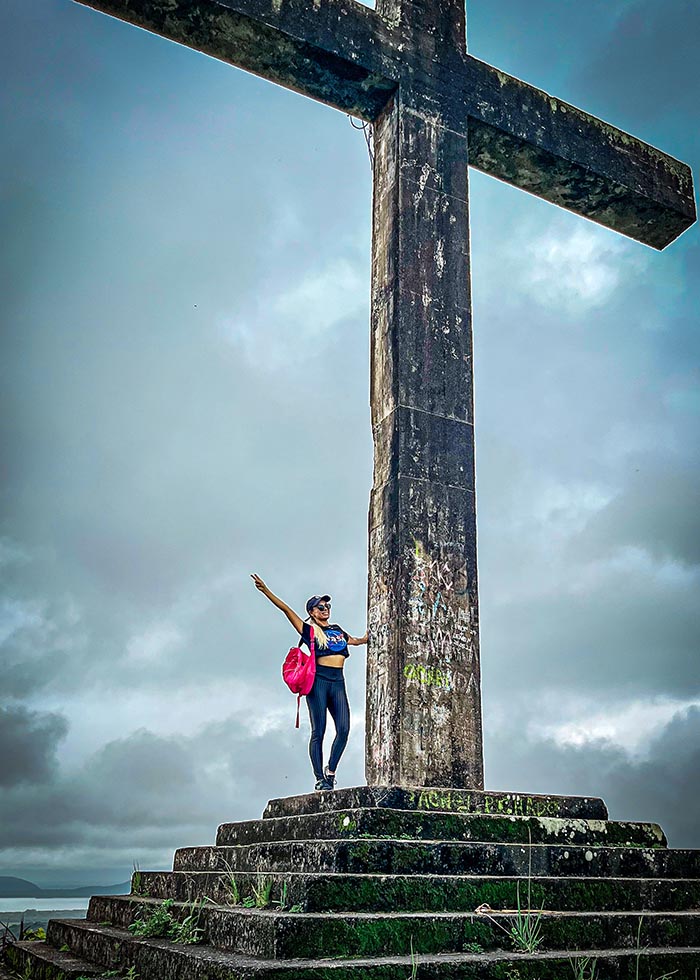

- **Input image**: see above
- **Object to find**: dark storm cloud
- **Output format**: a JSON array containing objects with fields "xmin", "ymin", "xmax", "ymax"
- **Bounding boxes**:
[
  {"xmin": 0, "ymin": 713, "xmax": 315, "ymax": 871},
  {"xmin": 0, "ymin": 704, "xmax": 68, "ymax": 786},
  {"xmin": 486, "ymin": 705, "xmax": 700, "ymax": 848},
  {"xmin": 576, "ymin": 0, "xmax": 700, "ymax": 124},
  {"xmin": 576, "ymin": 453, "xmax": 700, "ymax": 566}
]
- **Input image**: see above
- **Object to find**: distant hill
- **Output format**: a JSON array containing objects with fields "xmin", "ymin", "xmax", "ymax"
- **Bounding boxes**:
[
  {"xmin": 0, "ymin": 876, "xmax": 130, "ymax": 898},
  {"xmin": 0, "ymin": 877, "xmax": 41, "ymax": 897}
]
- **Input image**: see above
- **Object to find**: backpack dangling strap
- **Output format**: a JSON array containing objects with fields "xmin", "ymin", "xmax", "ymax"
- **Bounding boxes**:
[{"xmin": 296, "ymin": 693, "xmax": 301, "ymax": 729}]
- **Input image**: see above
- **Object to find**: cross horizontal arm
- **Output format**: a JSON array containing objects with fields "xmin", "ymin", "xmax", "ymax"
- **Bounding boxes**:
[
  {"xmin": 456, "ymin": 56, "xmax": 696, "ymax": 250},
  {"xmin": 76, "ymin": 0, "xmax": 695, "ymax": 249},
  {"xmin": 75, "ymin": 0, "xmax": 397, "ymax": 120}
]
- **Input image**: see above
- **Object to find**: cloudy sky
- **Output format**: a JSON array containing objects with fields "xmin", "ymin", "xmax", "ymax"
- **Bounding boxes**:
[{"xmin": 1, "ymin": 0, "xmax": 698, "ymax": 887}]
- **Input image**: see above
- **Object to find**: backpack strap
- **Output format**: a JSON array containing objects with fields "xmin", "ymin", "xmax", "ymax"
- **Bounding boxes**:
[{"xmin": 294, "ymin": 626, "xmax": 315, "ymax": 729}]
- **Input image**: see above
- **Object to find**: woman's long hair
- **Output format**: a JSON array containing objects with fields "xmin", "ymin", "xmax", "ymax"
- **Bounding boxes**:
[{"xmin": 306, "ymin": 614, "xmax": 329, "ymax": 649}]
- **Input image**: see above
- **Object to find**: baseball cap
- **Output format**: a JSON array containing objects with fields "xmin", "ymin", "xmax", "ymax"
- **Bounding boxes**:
[{"xmin": 306, "ymin": 594, "xmax": 331, "ymax": 614}]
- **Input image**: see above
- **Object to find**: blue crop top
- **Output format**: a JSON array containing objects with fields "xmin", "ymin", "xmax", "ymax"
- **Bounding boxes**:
[{"xmin": 300, "ymin": 622, "xmax": 349, "ymax": 659}]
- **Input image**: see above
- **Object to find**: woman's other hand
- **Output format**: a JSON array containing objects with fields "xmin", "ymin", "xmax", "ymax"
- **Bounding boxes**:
[{"xmin": 251, "ymin": 573, "xmax": 269, "ymax": 594}]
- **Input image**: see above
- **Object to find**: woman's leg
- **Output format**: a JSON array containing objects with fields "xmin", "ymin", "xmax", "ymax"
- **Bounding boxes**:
[
  {"xmin": 306, "ymin": 677, "xmax": 329, "ymax": 780},
  {"xmin": 326, "ymin": 678, "xmax": 351, "ymax": 773}
]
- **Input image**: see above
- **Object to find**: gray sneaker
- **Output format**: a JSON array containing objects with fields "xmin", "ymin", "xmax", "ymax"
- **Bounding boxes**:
[
  {"xmin": 315, "ymin": 777, "xmax": 332, "ymax": 791},
  {"xmin": 323, "ymin": 767, "xmax": 336, "ymax": 790}
]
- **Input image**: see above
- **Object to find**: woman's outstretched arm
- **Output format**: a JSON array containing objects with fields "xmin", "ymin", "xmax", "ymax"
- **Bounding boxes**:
[
  {"xmin": 251, "ymin": 574, "xmax": 304, "ymax": 635},
  {"xmin": 347, "ymin": 632, "xmax": 368, "ymax": 646}
]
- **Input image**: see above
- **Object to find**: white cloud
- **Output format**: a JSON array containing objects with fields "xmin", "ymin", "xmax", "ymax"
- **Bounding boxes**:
[
  {"xmin": 518, "ymin": 224, "xmax": 646, "ymax": 311},
  {"xmin": 0, "ymin": 597, "xmax": 45, "ymax": 647},
  {"xmin": 125, "ymin": 622, "xmax": 183, "ymax": 664},
  {"xmin": 531, "ymin": 694, "xmax": 700, "ymax": 756},
  {"xmin": 219, "ymin": 257, "xmax": 368, "ymax": 367}
]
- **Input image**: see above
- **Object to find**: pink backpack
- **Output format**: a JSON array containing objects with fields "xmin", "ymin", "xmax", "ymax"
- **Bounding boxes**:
[{"xmin": 282, "ymin": 626, "xmax": 316, "ymax": 728}]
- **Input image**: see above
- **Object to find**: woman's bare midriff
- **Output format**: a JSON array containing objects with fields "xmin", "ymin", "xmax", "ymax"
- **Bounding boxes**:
[{"xmin": 317, "ymin": 654, "xmax": 346, "ymax": 668}]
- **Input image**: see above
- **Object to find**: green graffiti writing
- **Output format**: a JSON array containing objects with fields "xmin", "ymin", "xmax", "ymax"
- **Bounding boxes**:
[
  {"xmin": 403, "ymin": 662, "xmax": 452, "ymax": 689},
  {"xmin": 414, "ymin": 789, "xmax": 561, "ymax": 818}
]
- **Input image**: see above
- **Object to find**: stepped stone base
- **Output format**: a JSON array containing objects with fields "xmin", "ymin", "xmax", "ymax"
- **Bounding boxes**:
[{"xmin": 4, "ymin": 786, "xmax": 700, "ymax": 979}]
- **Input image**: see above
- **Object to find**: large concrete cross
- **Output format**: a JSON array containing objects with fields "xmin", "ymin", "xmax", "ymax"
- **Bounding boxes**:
[{"xmin": 76, "ymin": 0, "xmax": 695, "ymax": 791}]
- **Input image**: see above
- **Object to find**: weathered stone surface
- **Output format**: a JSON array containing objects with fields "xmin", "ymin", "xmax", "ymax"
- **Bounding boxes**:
[
  {"xmin": 173, "ymin": 839, "xmax": 700, "ymax": 879},
  {"xmin": 75, "ymin": 896, "xmax": 700, "ymax": 958},
  {"xmin": 263, "ymin": 785, "xmax": 609, "ymax": 819},
  {"xmin": 9, "ymin": 925, "xmax": 700, "ymax": 980},
  {"xmin": 6, "ymin": 786, "xmax": 700, "ymax": 980},
  {"xmin": 134, "ymin": 868, "xmax": 700, "ymax": 913},
  {"xmin": 215, "ymin": 808, "xmax": 666, "ymax": 849}
]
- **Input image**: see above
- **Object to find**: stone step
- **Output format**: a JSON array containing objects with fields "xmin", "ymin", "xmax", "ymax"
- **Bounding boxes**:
[
  {"xmin": 263, "ymin": 785, "xmax": 609, "ymax": 821},
  {"xmin": 0, "ymin": 959, "xmax": 23, "ymax": 980},
  {"xmin": 173, "ymin": 838, "xmax": 700, "ymax": 879},
  {"xmin": 3, "ymin": 938, "xmax": 102, "ymax": 978},
  {"xmin": 217, "ymin": 807, "xmax": 666, "ymax": 849},
  {"xmin": 136, "ymin": 868, "xmax": 700, "ymax": 913},
  {"xmin": 28, "ymin": 918, "xmax": 700, "ymax": 979},
  {"xmin": 85, "ymin": 895, "xmax": 700, "ymax": 959}
]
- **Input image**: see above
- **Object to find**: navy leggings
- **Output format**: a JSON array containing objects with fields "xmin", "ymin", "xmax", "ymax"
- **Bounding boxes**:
[{"xmin": 306, "ymin": 665, "xmax": 350, "ymax": 779}]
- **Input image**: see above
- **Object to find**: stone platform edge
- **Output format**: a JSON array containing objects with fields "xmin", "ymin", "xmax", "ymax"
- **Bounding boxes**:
[{"xmin": 262, "ymin": 785, "xmax": 608, "ymax": 821}]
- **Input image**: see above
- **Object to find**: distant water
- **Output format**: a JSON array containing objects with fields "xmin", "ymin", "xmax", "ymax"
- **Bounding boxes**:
[{"xmin": 0, "ymin": 898, "xmax": 91, "ymax": 913}]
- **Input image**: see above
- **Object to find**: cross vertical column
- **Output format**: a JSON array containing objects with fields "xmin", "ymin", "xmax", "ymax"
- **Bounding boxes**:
[
  {"xmin": 377, "ymin": 0, "xmax": 466, "ymax": 55},
  {"xmin": 366, "ymin": 83, "xmax": 483, "ymax": 789}
]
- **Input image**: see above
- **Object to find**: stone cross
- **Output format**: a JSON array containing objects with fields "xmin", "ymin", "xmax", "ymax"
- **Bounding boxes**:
[{"xmin": 74, "ymin": 0, "xmax": 695, "ymax": 790}]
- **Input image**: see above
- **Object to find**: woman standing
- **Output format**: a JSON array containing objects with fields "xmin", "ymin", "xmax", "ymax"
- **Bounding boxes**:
[{"xmin": 251, "ymin": 574, "xmax": 367, "ymax": 791}]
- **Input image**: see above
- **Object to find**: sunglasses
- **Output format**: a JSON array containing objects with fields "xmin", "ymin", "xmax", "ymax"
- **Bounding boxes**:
[{"xmin": 315, "ymin": 603, "xmax": 331, "ymax": 612}]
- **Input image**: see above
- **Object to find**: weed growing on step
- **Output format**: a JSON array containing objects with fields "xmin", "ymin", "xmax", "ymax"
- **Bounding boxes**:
[
  {"xmin": 407, "ymin": 936, "xmax": 418, "ymax": 980},
  {"xmin": 220, "ymin": 860, "xmax": 240, "ymax": 905},
  {"xmin": 131, "ymin": 861, "xmax": 147, "ymax": 898},
  {"xmin": 509, "ymin": 879, "xmax": 544, "ymax": 953},
  {"xmin": 633, "ymin": 914, "xmax": 679, "ymax": 980},
  {"xmin": 570, "ymin": 955, "xmax": 598, "ymax": 979},
  {"xmin": 273, "ymin": 880, "xmax": 289, "ymax": 910},
  {"xmin": 463, "ymin": 941, "xmax": 484, "ymax": 953},
  {"xmin": 127, "ymin": 898, "xmax": 204, "ymax": 944},
  {"xmin": 474, "ymin": 827, "xmax": 544, "ymax": 954},
  {"xmin": 175, "ymin": 900, "xmax": 206, "ymax": 944},
  {"xmin": 242, "ymin": 875, "xmax": 274, "ymax": 909},
  {"xmin": 270, "ymin": 880, "xmax": 300, "ymax": 912},
  {"xmin": 128, "ymin": 899, "xmax": 176, "ymax": 938}
]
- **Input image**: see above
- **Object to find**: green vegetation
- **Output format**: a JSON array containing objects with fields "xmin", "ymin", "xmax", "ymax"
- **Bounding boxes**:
[
  {"xmin": 272, "ymin": 880, "xmax": 303, "ymax": 912},
  {"xmin": 407, "ymin": 936, "xmax": 418, "ymax": 980},
  {"xmin": 131, "ymin": 862, "xmax": 147, "ymax": 898},
  {"xmin": 570, "ymin": 955, "xmax": 598, "ymax": 979},
  {"xmin": 474, "ymin": 828, "xmax": 545, "ymax": 954},
  {"xmin": 245, "ymin": 875, "xmax": 274, "ymax": 909},
  {"xmin": 220, "ymin": 861, "xmax": 240, "ymax": 905},
  {"xmin": 635, "ymin": 915, "xmax": 679, "ymax": 980},
  {"xmin": 463, "ymin": 941, "xmax": 484, "ymax": 953},
  {"xmin": 127, "ymin": 898, "xmax": 203, "ymax": 944}
]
